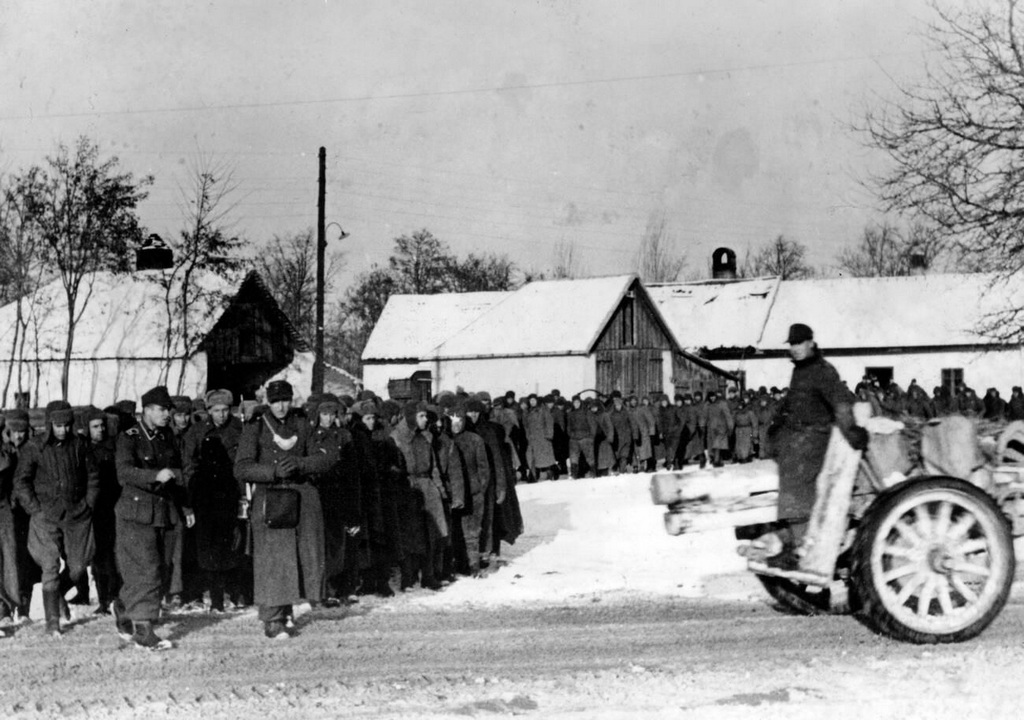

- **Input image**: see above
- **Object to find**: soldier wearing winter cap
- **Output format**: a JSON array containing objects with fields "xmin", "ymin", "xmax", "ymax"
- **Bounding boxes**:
[
  {"xmin": 2, "ymin": 409, "xmax": 32, "ymax": 622},
  {"xmin": 235, "ymin": 377, "xmax": 334, "ymax": 640},
  {"xmin": 14, "ymin": 399, "xmax": 99, "ymax": 637},
  {"xmin": 111, "ymin": 385, "xmax": 194, "ymax": 650},
  {"xmin": 183, "ymin": 387, "xmax": 247, "ymax": 613},
  {"xmin": 170, "ymin": 396, "xmax": 193, "ymax": 435}
]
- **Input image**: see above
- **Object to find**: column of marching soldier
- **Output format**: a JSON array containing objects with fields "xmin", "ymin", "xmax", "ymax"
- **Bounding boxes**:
[{"xmin": 0, "ymin": 381, "xmax": 526, "ymax": 648}]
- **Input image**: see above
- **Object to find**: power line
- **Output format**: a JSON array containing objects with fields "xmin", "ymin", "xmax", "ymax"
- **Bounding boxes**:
[{"xmin": 0, "ymin": 50, "xmax": 930, "ymax": 122}]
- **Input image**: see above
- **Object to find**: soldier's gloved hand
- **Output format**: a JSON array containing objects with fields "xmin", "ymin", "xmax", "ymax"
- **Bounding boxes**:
[
  {"xmin": 845, "ymin": 426, "xmax": 869, "ymax": 451},
  {"xmin": 275, "ymin": 456, "xmax": 299, "ymax": 478},
  {"xmin": 155, "ymin": 468, "xmax": 176, "ymax": 484}
]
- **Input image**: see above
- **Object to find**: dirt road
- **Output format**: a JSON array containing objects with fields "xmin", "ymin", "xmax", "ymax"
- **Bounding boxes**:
[{"xmin": 4, "ymin": 585, "xmax": 1024, "ymax": 720}]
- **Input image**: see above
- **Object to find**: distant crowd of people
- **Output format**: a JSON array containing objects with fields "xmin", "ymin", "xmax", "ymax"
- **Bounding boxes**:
[
  {"xmin": 853, "ymin": 376, "xmax": 1024, "ymax": 423},
  {"xmin": 486, "ymin": 386, "xmax": 784, "ymax": 476}
]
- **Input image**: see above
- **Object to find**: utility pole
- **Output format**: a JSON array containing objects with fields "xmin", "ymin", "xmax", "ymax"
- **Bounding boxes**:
[{"xmin": 313, "ymin": 146, "xmax": 326, "ymax": 395}]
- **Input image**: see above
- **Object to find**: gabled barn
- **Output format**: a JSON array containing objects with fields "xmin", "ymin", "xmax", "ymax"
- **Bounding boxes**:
[
  {"xmin": 362, "ymin": 275, "xmax": 733, "ymax": 399},
  {"xmin": 0, "ymin": 269, "xmax": 311, "ymax": 407}
]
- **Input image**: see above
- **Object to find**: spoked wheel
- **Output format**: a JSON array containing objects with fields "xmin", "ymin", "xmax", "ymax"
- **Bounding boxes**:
[
  {"xmin": 853, "ymin": 477, "xmax": 1015, "ymax": 644},
  {"xmin": 757, "ymin": 576, "xmax": 837, "ymax": 615}
]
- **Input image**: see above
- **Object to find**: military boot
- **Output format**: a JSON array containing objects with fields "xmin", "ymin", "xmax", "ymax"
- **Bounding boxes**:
[
  {"xmin": 131, "ymin": 621, "xmax": 173, "ymax": 651},
  {"xmin": 111, "ymin": 599, "xmax": 134, "ymax": 642},
  {"xmin": 42, "ymin": 590, "xmax": 63, "ymax": 637}
]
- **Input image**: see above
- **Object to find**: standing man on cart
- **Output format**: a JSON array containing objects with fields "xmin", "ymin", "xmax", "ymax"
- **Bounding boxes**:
[{"xmin": 765, "ymin": 323, "xmax": 867, "ymax": 570}]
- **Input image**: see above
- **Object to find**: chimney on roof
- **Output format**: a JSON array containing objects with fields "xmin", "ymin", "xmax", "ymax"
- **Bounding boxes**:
[
  {"xmin": 136, "ymin": 234, "xmax": 173, "ymax": 271},
  {"xmin": 712, "ymin": 247, "xmax": 737, "ymax": 280},
  {"xmin": 909, "ymin": 252, "xmax": 928, "ymax": 276}
]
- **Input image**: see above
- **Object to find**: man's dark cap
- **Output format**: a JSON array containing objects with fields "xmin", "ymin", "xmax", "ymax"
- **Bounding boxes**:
[
  {"xmin": 5, "ymin": 408, "xmax": 29, "ymax": 431},
  {"xmin": 786, "ymin": 323, "xmax": 814, "ymax": 344},
  {"xmin": 171, "ymin": 395, "xmax": 192, "ymax": 414},
  {"xmin": 115, "ymin": 400, "xmax": 137, "ymax": 415},
  {"xmin": 266, "ymin": 380, "xmax": 293, "ymax": 403},
  {"xmin": 141, "ymin": 386, "xmax": 173, "ymax": 409}
]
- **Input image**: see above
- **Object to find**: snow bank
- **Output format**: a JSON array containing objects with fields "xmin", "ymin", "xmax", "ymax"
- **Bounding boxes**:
[{"xmin": 413, "ymin": 469, "xmax": 760, "ymax": 609}]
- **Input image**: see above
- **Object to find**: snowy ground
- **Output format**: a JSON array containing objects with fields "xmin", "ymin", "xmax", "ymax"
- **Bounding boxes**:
[
  {"xmin": 415, "ymin": 469, "xmax": 760, "ymax": 610},
  {"xmin": 9, "ymin": 466, "xmax": 1024, "ymax": 719}
]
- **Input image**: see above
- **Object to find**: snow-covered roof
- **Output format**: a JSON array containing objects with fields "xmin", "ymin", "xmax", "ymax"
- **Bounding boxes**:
[
  {"xmin": 429, "ymin": 275, "xmax": 640, "ymax": 359},
  {"xmin": 361, "ymin": 291, "xmax": 512, "ymax": 361},
  {"xmin": 0, "ymin": 270, "xmax": 242, "ymax": 361},
  {"xmin": 648, "ymin": 277, "xmax": 780, "ymax": 353},
  {"xmin": 763, "ymin": 273, "xmax": 1024, "ymax": 350}
]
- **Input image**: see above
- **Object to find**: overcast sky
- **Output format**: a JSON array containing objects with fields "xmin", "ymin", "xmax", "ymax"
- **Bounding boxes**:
[{"xmin": 1, "ymin": 0, "xmax": 937, "ymax": 291}]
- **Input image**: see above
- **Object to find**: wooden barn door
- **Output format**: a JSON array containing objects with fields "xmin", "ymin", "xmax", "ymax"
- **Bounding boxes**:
[{"xmin": 596, "ymin": 349, "xmax": 662, "ymax": 396}]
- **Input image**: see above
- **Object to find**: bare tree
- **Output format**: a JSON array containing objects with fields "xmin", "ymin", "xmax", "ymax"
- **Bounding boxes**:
[
  {"xmin": 835, "ymin": 221, "xmax": 945, "ymax": 277},
  {"xmin": 741, "ymin": 234, "xmax": 816, "ymax": 280},
  {"xmin": 0, "ymin": 169, "xmax": 51, "ymax": 406},
  {"xmin": 861, "ymin": 1, "xmax": 1024, "ymax": 287},
  {"xmin": 257, "ymin": 228, "xmax": 344, "ymax": 345},
  {"xmin": 23, "ymin": 137, "xmax": 150, "ymax": 399},
  {"xmin": 551, "ymin": 237, "xmax": 587, "ymax": 279},
  {"xmin": 154, "ymin": 152, "xmax": 247, "ymax": 392},
  {"xmin": 634, "ymin": 210, "xmax": 687, "ymax": 283}
]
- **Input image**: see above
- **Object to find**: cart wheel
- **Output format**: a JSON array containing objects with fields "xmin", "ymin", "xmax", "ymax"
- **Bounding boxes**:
[
  {"xmin": 852, "ymin": 477, "xmax": 1014, "ymax": 643},
  {"xmin": 757, "ymin": 576, "xmax": 836, "ymax": 615}
]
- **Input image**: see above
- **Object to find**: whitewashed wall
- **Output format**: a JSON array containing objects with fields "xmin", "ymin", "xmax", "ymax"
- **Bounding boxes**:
[
  {"xmin": 0, "ymin": 353, "xmax": 207, "ymax": 407},
  {"xmin": 718, "ymin": 346, "xmax": 1024, "ymax": 393},
  {"xmin": 433, "ymin": 355, "xmax": 596, "ymax": 397}
]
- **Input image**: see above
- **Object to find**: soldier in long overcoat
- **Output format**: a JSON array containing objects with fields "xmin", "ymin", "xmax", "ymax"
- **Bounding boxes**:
[
  {"xmin": 113, "ymin": 386, "xmax": 193, "ymax": 650},
  {"xmin": 182, "ymin": 389, "xmax": 245, "ymax": 613},
  {"xmin": 607, "ymin": 392, "xmax": 634, "ymax": 474},
  {"xmin": 466, "ymin": 397, "xmax": 522, "ymax": 560},
  {"xmin": 392, "ymin": 402, "xmax": 448, "ymax": 590},
  {"xmin": 656, "ymin": 395, "xmax": 681, "ymax": 470},
  {"xmin": 764, "ymin": 324, "xmax": 866, "ymax": 570},
  {"xmin": 566, "ymin": 395, "xmax": 597, "ymax": 478},
  {"xmin": 704, "ymin": 392, "xmax": 734, "ymax": 467},
  {"xmin": 590, "ymin": 400, "xmax": 616, "ymax": 475},
  {"xmin": 15, "ymin": 401, "xmax": 99, "ymax": 636},
  {"xmin": 732, "ymin": 399, "xmax": 758, "ymax": 463},
  {"xmin": 234, "ymin": 380, "xmax": 333, "ymax": 639},
  {"xmin": 633, "ymin": 396, "xmax": 658, "ymax": 471},
  {"xmin": 448, "ymin": 406, "xmax": 492, "ymax": 575},
  {"xmin": 523, "ymin": 395, "xmax": 556, "ymax": 481},
  {"xmin": 311, "ymin": 395, "xmax": 360, "ymax": 603},
  {"xmin": 682, "ymin": 392, "xmax": 707, "ymax": 467},
  {"xmin": 754, "ymin": 395, "xmax": 775, "ymax": 458}
]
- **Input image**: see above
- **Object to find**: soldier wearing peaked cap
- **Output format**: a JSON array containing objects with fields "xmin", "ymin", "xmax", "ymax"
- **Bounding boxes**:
[
  {"xmin": 763, "ymin": 324, "xmax": 867, "ymax": 571},
  {"xmin": 112, "ymin": 386, "xmax": 194, "ymax": 650}
]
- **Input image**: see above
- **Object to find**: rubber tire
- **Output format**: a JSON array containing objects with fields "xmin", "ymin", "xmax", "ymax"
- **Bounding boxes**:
[
  {"xmin": 757, "ymin": 576, "xmax": 835, "ymax": 615},
  {"xmin": 852, "ymin": 477, "xmax": 1014, "ymax": 644}
]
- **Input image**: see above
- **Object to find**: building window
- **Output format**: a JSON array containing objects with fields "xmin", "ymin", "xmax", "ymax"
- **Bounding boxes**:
[
  {"xmin": 942, "ymin": 368, "xmax": 964, "ymax": 396},
  {"xmin": 620, "ymin": 297, "xmax": 635, "ymax": 347},
  {"xmin": 865, "ymin": 367, "xmax": 893, "ymax": 389}
]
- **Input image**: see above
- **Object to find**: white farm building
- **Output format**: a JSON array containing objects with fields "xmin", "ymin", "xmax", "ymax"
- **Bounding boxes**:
[
  {"xmin": 649, "ymin": 272, "xmax": 1024, "ymax": 394},
  {"xmin": 362, "ymin": 275, "xmax": 732, "ymax": 401}
]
